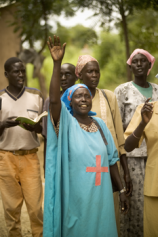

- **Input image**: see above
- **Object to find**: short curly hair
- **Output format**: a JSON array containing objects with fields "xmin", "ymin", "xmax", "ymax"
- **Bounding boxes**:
[{"xmin": 4, "ymin": 57, "xmax": 22, "ymax": 72}]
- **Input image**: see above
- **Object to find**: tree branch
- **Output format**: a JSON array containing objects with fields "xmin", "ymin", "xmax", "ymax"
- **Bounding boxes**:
[{"xmin": 38, "ymin": 0, "xmax": 48, "ymax": 54}]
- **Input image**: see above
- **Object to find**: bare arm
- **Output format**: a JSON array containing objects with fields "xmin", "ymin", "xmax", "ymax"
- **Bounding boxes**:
[
  {"xmin": 111, "ymin": 93, "xmax": 132, "ymax": 195},
  {"xmin": 125, "ymin": 98, "xmax": 153, "ymax": 152},
  {"xmin": 120, "ymin": 154, "xmax": 133, "ymax": 196},
  {"xmin": 110, "ymin": 163, "xmax": 129, "ymax": 214},
  {"xmin": 47, "ymin": 36, "xmax": 66, "ymax": 124}
]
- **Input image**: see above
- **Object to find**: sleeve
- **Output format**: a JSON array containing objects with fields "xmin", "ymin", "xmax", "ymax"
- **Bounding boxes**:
[
  {"xmin": 124, "ymin": 105, "xmax": 145, "ymax": 147},
  {"xmin": 50, "ymin": 114, "xmax": 60, "ymax": 137},
  {"xmin": 38, "ymin": 94, "xmax": 43, "ymax": 115},
  {"xmin": 98, "ymin": 118, "xmax": 119, "ymax": 166},
  {"xmin": 107, "ymin": 128, "xmax": 120, "ymax": 166},
  {"xmin": 49, "ymin": 101, "xmax": 72, "ymax": 137},
  {"xmin": 114, "ymin": 86, "xmax": 125, "ymax": 121},
  {"xmin": 42, "ymin": 98, "xmax": 49, "ymax": 138},
  {"xmin": 110, "ymin": 92, "xmax": 126, "ymax": 156}
]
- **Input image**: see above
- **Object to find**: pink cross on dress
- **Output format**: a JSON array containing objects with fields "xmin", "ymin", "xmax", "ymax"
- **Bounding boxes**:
[{"xmin": 86, "ymin": 155, "xmax": 108, "ymax": 186}]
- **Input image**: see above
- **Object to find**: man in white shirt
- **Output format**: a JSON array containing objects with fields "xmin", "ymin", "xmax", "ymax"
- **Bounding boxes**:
[{"xmin": 0, "ymin": 57, "xmax": 43, "ymax": 237}]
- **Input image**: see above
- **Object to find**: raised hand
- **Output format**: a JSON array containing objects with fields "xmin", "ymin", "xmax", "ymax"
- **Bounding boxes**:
[
  {"xmin": 47, "ymin": 35, "xmax": 66, "ymax": 62},
  {"xmin": 141, "ymin": 98, "xmax": 153, "ymax": 125}
]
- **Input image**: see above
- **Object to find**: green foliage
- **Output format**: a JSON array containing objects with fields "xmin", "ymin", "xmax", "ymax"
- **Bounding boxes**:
[
  {"xmin": 55, "ymin": 22, "xmax": 71, "ymax": 45},
  {"xmin": 27, "ymin": 18, "xmax": 158, "ymax": 93},
  {"xmin": 93, "ymin": 32, "xmax": 127, "ymax": 89},
  {"xmin": 11, "ymin": 3, "xmax": 158, "ymax": 92},
  {"xmin": 27, "ymin": 28, "xmax": 128, "ymax": 92},
  {"xmin": 26, "ymin": 64, "xmax": 40, "ymax": 89},
  {"xmin": 0, "ymin": 0, "xmax": 76, "ymax": 52},
  {"xmin": 93, "ymin": 32, "xmax": 122, "ymax": 69},
  {"xmin": 39, "ymin": 23, "xmax": 98, "ymax": 94},
  {"xmin": 40, "ymin": 57, "xmax": 53, "ymax": 92},
  {"xmin": 128, "ymin": 8, "xmax": 158, "ymax": 53},
  {"xmin": 72, "ymin": 0, "xmax": 158, "ymax": 81},
  {"xmin": 69, "ymin": 24, "xmax": 98, "ymax": 48},
  {"xmin": 40, "ymin": 45, "xmax": 83, "ymax": 93},
  {"xmin": 55, "ymin": 23, "xmax": 98, "ymax": 48},
  {"xmin": 72, "ymin": 0, "xmax": 155, "ymax": 24}
]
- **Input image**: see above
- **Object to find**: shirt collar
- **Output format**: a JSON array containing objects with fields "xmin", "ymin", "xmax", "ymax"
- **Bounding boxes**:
[{"xmin": 5, "ymin": 86, "xmax": 25, "ymax": 101}]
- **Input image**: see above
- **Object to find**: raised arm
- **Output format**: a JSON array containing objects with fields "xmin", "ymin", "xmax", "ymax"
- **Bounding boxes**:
[
  {"xmin": 47, "ymin": 36, "xmax": 66, "ymax": 124},
  {"xmin": 125, "ymin": 98, "xmax": 153, "ymax": 152}
]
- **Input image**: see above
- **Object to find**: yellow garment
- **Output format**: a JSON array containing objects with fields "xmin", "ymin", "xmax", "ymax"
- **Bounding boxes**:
[
  {"xmin": 92, "ymin": 88, "xmax": 126, "ymax": 237},
  {"xmin": 124, "ymin": 101, "xmax": 158, "ymax": 197},
  {"xmin": 92, "ymin": 88, "xmax": 126, "ymax": 156},
  {"xmin": 125, "ymin": 102, "xmax": 158, "ymax": 237},
  {"xmin": 144, "ymin": 195, "xmax": 158, "ymax": 237},
  {"xmin": 0, "ymin": 151, "xmax": 43, "ymax": 237},
  {"xmin": 113, "ymin": 192, "xmax": 120, "ymax": 236}
]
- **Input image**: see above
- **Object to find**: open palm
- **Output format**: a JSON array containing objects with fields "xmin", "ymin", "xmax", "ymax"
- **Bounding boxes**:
[{"xmin": 47, "ymin": 35, "xmax": 66, "ymax": 62}]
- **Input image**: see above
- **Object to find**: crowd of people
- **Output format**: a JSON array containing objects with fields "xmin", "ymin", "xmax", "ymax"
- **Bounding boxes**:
[{"xmin": 0, "ymin": 34, "xmax": 157, "ymax": 237}]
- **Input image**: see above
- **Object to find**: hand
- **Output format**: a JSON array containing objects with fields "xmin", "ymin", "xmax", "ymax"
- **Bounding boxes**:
[
  {"xmin": 1, "ymin": 116, "xmax": 19, "ymax": 128},
  {"xmin": 124, "ymin": 173, "xmax": 133, "ymax": 196},
  {"xmin": 47, "ymin": 35, "xmax": 66, "ymax": 62},
  {"xmin": 22, "ymin": 122, "xmax": 42, "ymax": 133},
  {"xmin": 22, "ymin": 123, "xmax": 35, "ymax": 132},
  {"xmin": 141, "ymin": 98, "xmax": 153, "ymax": 125},
  {"xmin": 119, "ymin": 192, "xmax": 129, "ymax": 214}
]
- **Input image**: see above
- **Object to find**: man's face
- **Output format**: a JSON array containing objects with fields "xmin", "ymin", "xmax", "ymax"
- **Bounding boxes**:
[
  {"xmin": 5, "ymin": 62, "xmax": 26, "ymax": 89},
  {"xmin": 60, "ymin": 64, "xmax": 77, "ymax": 91}
]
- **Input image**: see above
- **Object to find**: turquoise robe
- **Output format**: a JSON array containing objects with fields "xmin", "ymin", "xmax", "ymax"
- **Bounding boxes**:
[{"xmin": 44, "ymin": 102, "xmax": 119, "ymax": 237}]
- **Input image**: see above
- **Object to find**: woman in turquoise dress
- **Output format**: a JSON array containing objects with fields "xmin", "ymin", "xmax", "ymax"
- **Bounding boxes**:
[{"xmin": 43, "ymin": 36, "xmax": 129, "ymax": 237}]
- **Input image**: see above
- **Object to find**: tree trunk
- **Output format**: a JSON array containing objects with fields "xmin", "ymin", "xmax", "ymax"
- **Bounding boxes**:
[
  {"xmin": 37, "ymin": 72, "xmax": 47, "ymax": 100},
  {"xmin": 120, "ymin": 1, "xmax": 132, "ymax": 81}
]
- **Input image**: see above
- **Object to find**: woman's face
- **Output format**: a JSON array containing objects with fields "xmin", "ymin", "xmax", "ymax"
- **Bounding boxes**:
[
  {"xmin": 80, "ymin": 61, "xmax": 100, "ymax": 89},
  {"xmin": 130, "ymin": 53, "xmax": 151, "ymax": 77},
  {"xmin": 71, "ymin": 88, "xmax": 92, "ymax": 116}
]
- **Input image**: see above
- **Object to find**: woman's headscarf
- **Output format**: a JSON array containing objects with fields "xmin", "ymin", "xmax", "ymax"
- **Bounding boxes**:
[
  {"xmin": 61, "ymin": 84, "xmax": 96, "ymax": 116},
  {"xmin": 127, "ymin": 49, "xmax": 155, "ymax": 75},
  {"xmin": 75, "ymin": 55, "xmax": 98, "ymax": 78}
]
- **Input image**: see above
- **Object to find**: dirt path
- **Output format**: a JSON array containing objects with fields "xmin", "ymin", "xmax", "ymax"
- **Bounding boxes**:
[{"xmin": 0, "ymin": 137, "xmax": 45, "ymax": 237}]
